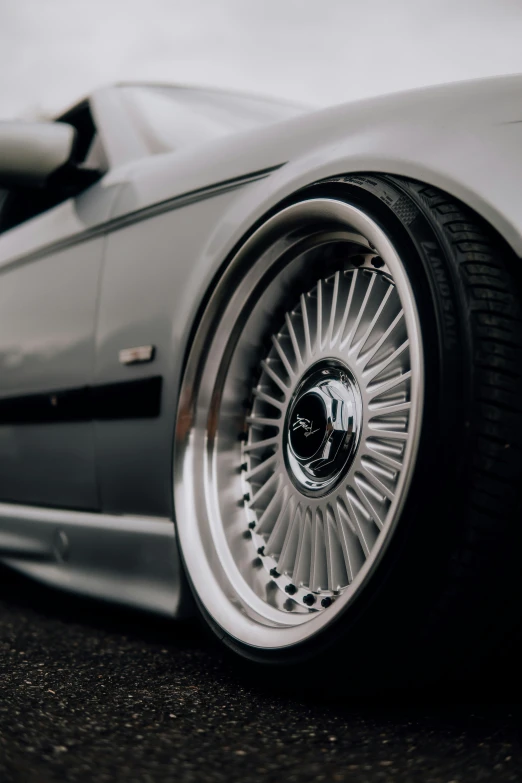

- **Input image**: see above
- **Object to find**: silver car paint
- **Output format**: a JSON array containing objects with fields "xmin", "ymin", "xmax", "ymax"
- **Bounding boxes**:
[
  {"xmin": 93, "ymin": 184, "xmax": 262, "ymax": 517},
  {"xmin": 109, "ymin": 75, "xmax": 522, "ymax": 255},
  {"xmin": 1, "ymin": 74, "xmax": 522, "ymax": 614},
  {"xmin": 0, "ymin": 238, "xmax": 104, "ymax": 509},
  {"xmin": 0, "ymin": 502, "xmax": 182, "ymax": 616}
]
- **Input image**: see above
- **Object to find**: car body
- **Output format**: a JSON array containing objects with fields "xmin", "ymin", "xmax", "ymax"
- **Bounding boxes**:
[{"xmin": 1, "ymin": 77, "xmax": 522, "ymax": 677}]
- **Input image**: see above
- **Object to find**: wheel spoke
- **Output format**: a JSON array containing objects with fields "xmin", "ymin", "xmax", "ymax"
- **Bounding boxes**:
[
  {"xmin": 252, "ymin": 388, "xmax": 284, "ymax": 410},
  {"xmin": 364, "ymin": 338, "xmax": 409, "ymax": 382},
  {"xmin": 293, "ymin": 507, "xmax": 312, "ymax": 587},
  {"xmin": 368, "ymin": 369, "xmax": 412, "ymax": 399},
  {"xmin": 364, "ymin": 444, "xmax": 403, "ymax": 470},
  {"xmin": 261, "ymin": 360, "xmax": 288, "ymax": 393},
  {"xmin": 334, "ymin": 499, "xmax": 365, "ymax": 583},
  {"xmin": 325, "ymin": 504, "xmax": 349, "ymax": 590},
  {"xmin": 362, "ymin": 309, "xmax": 404, "ymax": 370},
  {"xmin": 285, "ymin": 312, "xmax": 304, "ymax": 368},
  {"xmin": 256, "ymin": 484, "xmax": 285, "ymax": 534},
  {"xmin": 266, "ymin": 493, "xmax": 296, "ymax": 554},
  {"xmin": 355, "ymin": 283, "xmax": 394, "ymax": 359},
  {"xmin": 310, "ymin": 508, "xmax": 327, "ymax": 592},
  {"xmin": 340, "ymin": 272, "xmax": 376, "ymax": 350},
  {"xmin": 278, "ymin": 504, "xmax": 302, "ymax": 573},
  {"xmin": 326, "ymin": 271, "xmax": 340, "ymax": 348},
  {"xmin": 300, "ymin": 293, "xmax": 313, "ymax": 360},
  {"xmin": 244, "ymin": 453, "xmax": 278, "ymax": 482},
  {"xmin": 357, "ymin": 466, "xmax": 395, "ymax": 507},
  {"xmin": 246, "ymin": 415, "xmax": 282, "ymax": 429},
  {"xmin": 316, "ymin": 278, "xmax": 324, "ymax": 353},
  {"xmin": 335, "ymin": 269, "xmax": 358, "ymax": 347},
  {"xmin": 271, "ymin": 335, "xmax": 295, "ymax": 379},
  {"xmin": 248, "ymin": 471, "xmax": 279, "ymax": 509},
  {"xmin": 345, "ymin": 487, "xmax": 379, "ymax": 553},
  {"xmin": 352, "ymin": 474, "xmax": 387, "ymax": 528},
  {"xmin": 243, "ymin": 436, "xmax": 279, "ymax": 454}
]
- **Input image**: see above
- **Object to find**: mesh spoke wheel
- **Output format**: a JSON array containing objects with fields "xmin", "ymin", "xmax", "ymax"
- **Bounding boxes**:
[
  {"xmin": 174, "ymin": 194, "xmax": 424, "ymax": 649},
  {"xmin": 245, "ymin": 266, "xmax": 412, "ymax": 607}
]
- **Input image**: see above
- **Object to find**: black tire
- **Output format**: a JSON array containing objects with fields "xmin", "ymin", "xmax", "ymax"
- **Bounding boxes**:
[{"xmin": 181, "ymin": 174, "xmax": 522, "ymax": 688}]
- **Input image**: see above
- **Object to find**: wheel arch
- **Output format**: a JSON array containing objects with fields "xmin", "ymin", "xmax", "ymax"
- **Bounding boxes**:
[{"xmin": 174, "ymin": 161, "xmax": 522, "ymax": 409}]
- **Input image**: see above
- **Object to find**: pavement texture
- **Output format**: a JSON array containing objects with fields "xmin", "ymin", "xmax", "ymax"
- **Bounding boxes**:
[{"xmin": 0, "ymin": 565, "xmax": 521, "ymax": 783}]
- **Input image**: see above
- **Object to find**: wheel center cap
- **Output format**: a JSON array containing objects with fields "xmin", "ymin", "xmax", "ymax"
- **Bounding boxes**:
[{"xmin": 284, "ymin": 361, "xmax": 362, "ymax": 496}]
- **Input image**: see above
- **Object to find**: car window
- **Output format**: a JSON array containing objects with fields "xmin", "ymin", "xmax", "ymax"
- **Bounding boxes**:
[{"xmin": 121, "ymin": 86, "xmax": 307, "ymax": 154}]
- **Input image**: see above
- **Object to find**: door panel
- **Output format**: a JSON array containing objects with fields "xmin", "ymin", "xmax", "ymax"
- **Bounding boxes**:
[
  {"xmin": 93, "ymin": 190, "xmax": 244, "ymax": 518},
  {"xmin": 0, "ymin": 237, "xmax": 104, "ymax": 510}
]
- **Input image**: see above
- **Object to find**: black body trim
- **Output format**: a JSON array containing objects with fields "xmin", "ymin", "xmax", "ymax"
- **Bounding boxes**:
[{"xmin": 0, "ymin": 376, "xmax": 162, "ymax": 425}]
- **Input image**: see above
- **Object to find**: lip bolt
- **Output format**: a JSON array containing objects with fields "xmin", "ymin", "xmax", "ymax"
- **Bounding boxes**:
[
  {"xmin": 303, "ymin": 593, "xmax": 315, "ymax": 606},
  {"xmin": 284, "ymin": 584, "xmax": 297, "ymax": 595}
]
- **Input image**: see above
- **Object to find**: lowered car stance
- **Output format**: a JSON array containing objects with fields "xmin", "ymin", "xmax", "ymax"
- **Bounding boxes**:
[{"xmin": 1, "ymin": 77, "xmax": 521, "ymax": 683}]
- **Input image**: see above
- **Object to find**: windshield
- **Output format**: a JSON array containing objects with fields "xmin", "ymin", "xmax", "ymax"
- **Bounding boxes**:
[{"xmin": 120, "ymin": 85, "xmax": 308, "ymax": 154}]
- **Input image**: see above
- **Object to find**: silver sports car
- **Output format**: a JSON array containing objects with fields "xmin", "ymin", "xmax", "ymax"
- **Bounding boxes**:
[{"xmin": 1, "ymin": 77, "xmax": 521, "ymax": 682}]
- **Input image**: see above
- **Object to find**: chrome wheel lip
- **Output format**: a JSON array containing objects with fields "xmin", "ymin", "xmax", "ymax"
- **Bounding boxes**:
[{"xmin": 174, "ymin": 198, "xmax": 424, "ymax": 650}]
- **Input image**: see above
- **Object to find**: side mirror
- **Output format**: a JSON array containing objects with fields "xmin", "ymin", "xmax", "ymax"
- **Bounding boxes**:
[{"xmin": 0, "ymin": 120, "xmax": 77, "ymax": 189}]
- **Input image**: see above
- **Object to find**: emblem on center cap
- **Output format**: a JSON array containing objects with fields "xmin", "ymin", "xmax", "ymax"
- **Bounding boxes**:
[
  {"xmin": 289, "ymin": 393, "xmax": 327, "ymax": 461},
  {"xmin": 292, "ymin": 415, "xmax": 320, "ymax": 437}
]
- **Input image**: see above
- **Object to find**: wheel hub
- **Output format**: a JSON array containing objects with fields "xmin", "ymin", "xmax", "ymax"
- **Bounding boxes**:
[{"xmin": 285, "ymin": 362, "xmax": 362, "ymax": 496}]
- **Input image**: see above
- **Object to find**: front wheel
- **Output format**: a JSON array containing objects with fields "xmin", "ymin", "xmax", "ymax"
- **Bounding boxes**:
[{"xmin": 174, "ymin": 175, "xmax": 522, "ymax": 685}]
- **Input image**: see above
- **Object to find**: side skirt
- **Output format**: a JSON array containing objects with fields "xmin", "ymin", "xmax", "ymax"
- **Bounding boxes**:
[{"xmin": 0, "ymin": 502, "xmax": 184, "ymax": 617}]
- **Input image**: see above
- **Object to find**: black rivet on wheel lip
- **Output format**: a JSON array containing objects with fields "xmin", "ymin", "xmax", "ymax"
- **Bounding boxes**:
[
  {"xmin": 248, "ymin": 521, "xmax": 256, "ymax": 529},
  {"xmin": 257, "ymin": 546, "xmax": 265, "ymax": 556},
  {"xmin": 303, "ymin": 593, "xmax": 315, "ymax": 606},
  {"xmin": 243, "ymin": 493, "xmax": 250, "ymax": 503},
  {"xmin": 285, "ymin": 584, "xmax": 297, "ymax": 595},
  {"xmin": 320, "ymin": 597, "xmax": 333, "ymax": 608},
  {"xmin": 371, "ymin": 256, "xmax": 384, "ymax": 268},
  {"xmin": 269, "ymin": 568, "xmax": 280, "ymax": 578},
  {"xmin": 239, "ymin": 463, "xmax": 248, "ymax": 472}
]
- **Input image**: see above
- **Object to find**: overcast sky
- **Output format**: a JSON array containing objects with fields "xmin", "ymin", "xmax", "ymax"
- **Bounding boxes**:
[{"xmin": 1, "ymin": 0, "xmax": 522, "ymax": 119}]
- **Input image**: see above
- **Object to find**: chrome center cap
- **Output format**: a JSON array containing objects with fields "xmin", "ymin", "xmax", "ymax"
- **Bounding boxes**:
[{"xmin": 285, "ymin": 362, "xmax": 362, "ymax": 496}]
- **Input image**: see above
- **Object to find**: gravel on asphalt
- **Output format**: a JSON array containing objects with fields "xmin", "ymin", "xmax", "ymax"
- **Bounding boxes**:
[{"xmin": 0, "ymin": 565, "xmax": 521, "ymax": 783}]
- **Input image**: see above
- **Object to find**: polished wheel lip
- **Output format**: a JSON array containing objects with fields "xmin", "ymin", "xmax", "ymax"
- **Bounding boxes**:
[{"xmin": 174, "ymin": 197, "xmax": 424, "ymax": 650}]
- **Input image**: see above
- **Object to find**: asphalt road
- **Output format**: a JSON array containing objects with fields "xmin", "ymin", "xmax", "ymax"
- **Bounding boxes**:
[{"xmin": 0, "ymin": 567, "xmax": 521, "ymax": 783}]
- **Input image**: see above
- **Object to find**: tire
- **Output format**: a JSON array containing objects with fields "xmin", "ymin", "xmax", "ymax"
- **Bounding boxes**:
[{"xmin": 174, "ymin": 174, "xmax": 522, "ymax": 687}]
